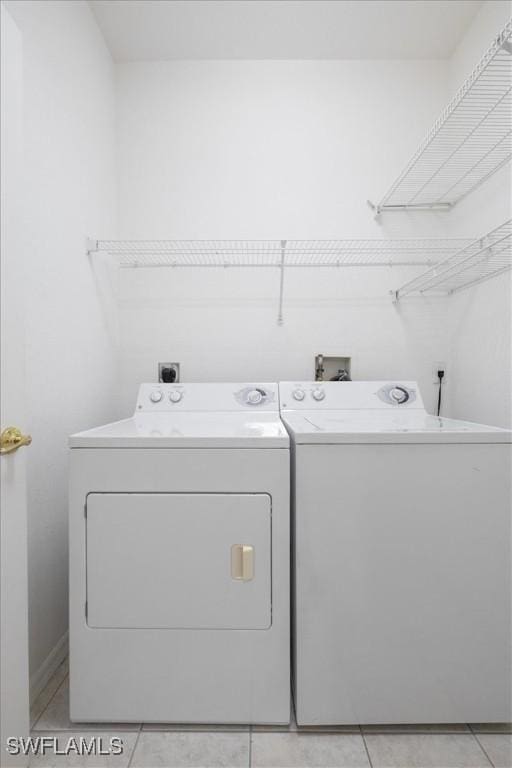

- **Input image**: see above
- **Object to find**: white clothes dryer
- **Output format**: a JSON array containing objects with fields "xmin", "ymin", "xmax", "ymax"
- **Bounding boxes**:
[
  {"xmin": 280, "ymin": 380, "xmax": 511, "ymax": 726},
  {"xmin": 69, "ymin": 383, "xmax": 289, "ymax": 724}
]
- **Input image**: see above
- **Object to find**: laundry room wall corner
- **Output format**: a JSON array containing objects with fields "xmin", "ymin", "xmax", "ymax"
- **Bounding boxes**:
[
  {"xmin": 444, "ymin": 0, "xmax": 512, "ymax": 428},
  {"xmin": 3, "ymin": 0, "xmax": 119, "ymax": 689}
]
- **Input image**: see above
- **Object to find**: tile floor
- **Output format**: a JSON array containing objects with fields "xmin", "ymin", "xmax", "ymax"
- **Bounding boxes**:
[{"xmin": 27, "ymin": 659, "xmax": 511, "ymax": 767}]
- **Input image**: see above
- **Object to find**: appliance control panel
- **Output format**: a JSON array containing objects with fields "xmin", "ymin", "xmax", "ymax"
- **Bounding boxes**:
[
  {"xmin": 279, "ymin": 381, "xmax": 424, "ymax": 410},
  {"xmin": 136, "ymin": 383, "xmax": 279, "ymax": 412}
]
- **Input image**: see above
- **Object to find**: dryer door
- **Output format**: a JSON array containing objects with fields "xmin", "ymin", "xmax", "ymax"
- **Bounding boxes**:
[{"xmin": 86, "ymin": 493, "xmax": 271, "ymax": 630}]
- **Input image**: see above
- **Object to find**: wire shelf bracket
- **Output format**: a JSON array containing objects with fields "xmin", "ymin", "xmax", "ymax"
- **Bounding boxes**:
[
  {"xmin": 277, "ymin": 240, "xmax": 286, "ymax": 326},
  {"xmin": 393, "ymin": 219, "xmax": 512, "ymax": 300},
  {"xmin": 88, "ymin": 237, "xmax": 474, "ymax": 323},
  {"xmin": 369, "ymin": 20, "xmax": 512, "ymax": 217},
  {"xmin": 86, "ymin": 237, "xmax": 99, "ymax": 256}
]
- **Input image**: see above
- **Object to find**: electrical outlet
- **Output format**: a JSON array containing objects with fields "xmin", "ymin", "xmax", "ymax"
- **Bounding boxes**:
[
  {"xmin": 432, "ymin": 361, "xmax": 447, "ymax": 384},
  {"xmin": 158, "ymin": 362, "xmax": 180, "ymax": 383}
]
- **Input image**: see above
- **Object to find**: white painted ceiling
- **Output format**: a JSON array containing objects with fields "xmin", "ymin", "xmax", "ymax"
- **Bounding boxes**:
[{"xmin": 89, "ymin": 0, "xmax": 483, "ymax": 61}]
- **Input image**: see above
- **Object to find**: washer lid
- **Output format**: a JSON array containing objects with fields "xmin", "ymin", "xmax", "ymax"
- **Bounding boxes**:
[
  {"xmin": 282, "ymin": 411, "xmax": 512, "ymax": 444},
  {"xmin": 69, "ymin": 412, "xmax": 289, "ymax": 448}
]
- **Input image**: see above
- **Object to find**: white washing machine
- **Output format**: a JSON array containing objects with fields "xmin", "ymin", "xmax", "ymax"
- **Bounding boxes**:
[
  {"xmin": 69, "ymin": 383, "xmax": 290, "ymax": 724},
  {"xmin": 279, "ymin": 380, "xmax": 511, "ymax": 726}
]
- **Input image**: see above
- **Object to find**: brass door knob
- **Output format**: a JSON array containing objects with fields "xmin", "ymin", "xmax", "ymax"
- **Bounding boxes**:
[{"xmin": 0, "ymin": 426, "xmax": 32, "ymax": 455}]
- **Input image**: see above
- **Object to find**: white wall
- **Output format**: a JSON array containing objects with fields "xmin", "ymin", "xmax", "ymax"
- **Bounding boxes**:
[
  {"xmin": 3, "ymin": 0, "xmax": 119, "ymax": 685},
  {"xmin": 115, "ymin": 3, "xmax": 511, "ymax": 427},
  {"xmin": 115, "ymin": 58, "xmax": 462, "ymax": 415},
  {"xmin": 445, "ymin": 0, "xmax": 512, "ymax": 427},
  {"xmin": 117, "ymin": 60, "xmax": 452, "ymax": 240}
]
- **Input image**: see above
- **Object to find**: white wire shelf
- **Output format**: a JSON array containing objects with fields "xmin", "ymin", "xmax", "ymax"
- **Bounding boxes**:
[
  {"xmin": 88, "ymin": 238, "xmax": 472, "ymax": 268},
  {"xmin": 394, "ymin": 219, "xmax": 512, "ymax": 299},
  {"xmin": 88, "ymin": 237, "xmax": 478, "ymax": 324},
  {"xmin": 370, "ymin": 20, "xmax": 512, "ymax": 215}
]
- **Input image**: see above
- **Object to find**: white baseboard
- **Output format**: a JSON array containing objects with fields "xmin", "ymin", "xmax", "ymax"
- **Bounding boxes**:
[{"xmin": 30, "ymin": 631, "xmax": 68, "ymax": 704}]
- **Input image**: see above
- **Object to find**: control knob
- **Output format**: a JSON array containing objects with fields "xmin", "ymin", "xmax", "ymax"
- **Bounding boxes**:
[
  {"xmin": 150, "ymin": 391, "xmax": 163, "ymax": 403},
  {"xmin": 390, "ymin": 387, "xmax": 409, "ymax": 404},
  {"xmin": 312, "ymin": 388, "xmax": 326, "ymax": 401},
  {"xmin": 292, "ymin": 389, "xmax": 306, "ymax": 401},
  {"xmin": 169, "ymin": 390, "xmax": 183, "ymax": 403},
  {"xmin": 246, "ymin": 389, "xmax": 264, "ymax": 405}
]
